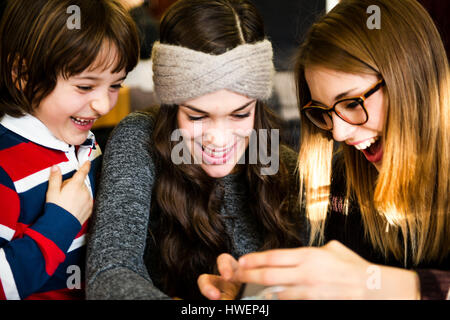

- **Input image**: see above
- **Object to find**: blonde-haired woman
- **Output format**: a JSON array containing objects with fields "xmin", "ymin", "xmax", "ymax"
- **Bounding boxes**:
[{"xmin": 198, "ymin": 0, "xmax": 449, "ymax": 299}]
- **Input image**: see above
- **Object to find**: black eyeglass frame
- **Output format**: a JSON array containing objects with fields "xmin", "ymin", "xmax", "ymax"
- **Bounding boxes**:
[{"xmin": 301, "ymin": 79, "xmax": 385, "ymax": 130}]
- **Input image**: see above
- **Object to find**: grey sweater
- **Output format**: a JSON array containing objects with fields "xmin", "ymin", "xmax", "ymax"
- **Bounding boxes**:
[{"xmin": 86, "ymin": 110, "xmax": 303, "ymax": 300}]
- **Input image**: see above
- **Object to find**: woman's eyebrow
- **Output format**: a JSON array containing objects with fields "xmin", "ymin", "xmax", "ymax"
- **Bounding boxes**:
[
  {"xmin": 311, "ymin": 88, "xmax": 358, "ymax": 105},
  {"xmin": 334, "ymin": 88, "xmax": 357, "ymax": 101},
  {"xmin": 182, "ymin": 100, "xmax": 256, "ymax": 114}
]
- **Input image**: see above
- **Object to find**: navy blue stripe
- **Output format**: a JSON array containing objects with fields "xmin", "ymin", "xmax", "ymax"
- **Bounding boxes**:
[{"xmin": 0, "ymin": 124, "xmax": 30, "ymax": 151}]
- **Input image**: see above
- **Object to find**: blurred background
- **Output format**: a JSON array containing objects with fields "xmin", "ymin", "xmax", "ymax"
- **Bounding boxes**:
[{"xmin": 0, "ymin": 0, "xmax": 448, "ymax": 152}]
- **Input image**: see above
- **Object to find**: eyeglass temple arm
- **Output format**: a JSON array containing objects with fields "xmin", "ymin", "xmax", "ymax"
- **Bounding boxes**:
[
  {"xmin": 302, "ymin": 100, "xmax": 330, "ymax": 110},
  {"xmin": 363, "ymin": 79, "xmax": 385, "ymax": 99}
]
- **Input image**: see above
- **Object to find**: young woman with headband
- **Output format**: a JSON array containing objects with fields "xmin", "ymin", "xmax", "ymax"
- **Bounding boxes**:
[
  {"xmin": 86, "ymin": 0, "xmax": 305, "ymax": 300},
  {"xmin": 199, "ymin": 0, "xmax": 449, "ymax": 300}
]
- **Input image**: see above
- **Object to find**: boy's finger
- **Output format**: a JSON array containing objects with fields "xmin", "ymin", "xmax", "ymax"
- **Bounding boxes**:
[
  {"xmin": 71, "ymin": 160, "xmax": 91, "ymax": 183},
  {"xmin": 47, "ymin": 165, "xmax": 62, "ymax": 194}
]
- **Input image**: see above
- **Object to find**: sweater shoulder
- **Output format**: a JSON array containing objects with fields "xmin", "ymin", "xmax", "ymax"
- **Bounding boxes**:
[
  {"xmin": 114, "ymin": 107, "xmax": 158, "ymax": 136},
  {"xmin": 105, "ymin": 107, "xmax": 159, "ymax": 152}
]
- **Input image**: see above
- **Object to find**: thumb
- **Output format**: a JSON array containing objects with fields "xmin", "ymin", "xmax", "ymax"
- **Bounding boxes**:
[
  {"xmin": 72, "ymin": 160, "xmax": 91, "ymax": 184},
  {"xmin": 217, "ymin": 253, "xmax": 239, "ymax": 281},
  {"xmin": 47, "ymin": 165, "xmax": 62, "ymax": 196}
]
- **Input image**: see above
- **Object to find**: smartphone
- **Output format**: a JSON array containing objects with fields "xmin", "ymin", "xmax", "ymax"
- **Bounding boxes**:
[{"xmin": 241, "ymin": 283, "xmax": 284, "ymax": 300}]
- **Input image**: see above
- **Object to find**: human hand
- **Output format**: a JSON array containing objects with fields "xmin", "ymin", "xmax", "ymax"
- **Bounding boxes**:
[
  {"xmin": 197, "ymin": 253, "xmax": 242, "ymax": 300},
  {"xmin": 235, "ymin": 240, "xmax": 420, "ymax": 300},
  {"xmin": 46, "ymin": 161, "xmax": 93, "ymax": 225}
]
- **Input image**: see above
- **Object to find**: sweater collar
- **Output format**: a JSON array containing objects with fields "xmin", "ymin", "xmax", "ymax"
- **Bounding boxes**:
[{"xmin": 0, "ymin": 113, "xmax": 95, "ymax": 152}]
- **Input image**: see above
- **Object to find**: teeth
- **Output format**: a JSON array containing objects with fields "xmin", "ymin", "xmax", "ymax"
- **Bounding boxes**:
[
  {"xmin": 202, "ymin": 145, "xmax": 234, "ymax": 158},
  {"xmin": 71, "ymin": 117, "xmax": 94, "ymax": 125},
  {"xmin": 355, "ymin": 137, "xmax": 377, "ymax": 150}
]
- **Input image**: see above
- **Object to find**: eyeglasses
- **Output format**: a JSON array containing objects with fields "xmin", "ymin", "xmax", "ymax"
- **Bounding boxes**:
[{"xmin": 301, "ymin": 79, "xmax": 385, "ymax": 131}]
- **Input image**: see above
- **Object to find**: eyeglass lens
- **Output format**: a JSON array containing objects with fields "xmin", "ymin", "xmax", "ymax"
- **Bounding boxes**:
[{"xmin": 305, "ymin": 99, "xmax": 367, "ymax": 130}]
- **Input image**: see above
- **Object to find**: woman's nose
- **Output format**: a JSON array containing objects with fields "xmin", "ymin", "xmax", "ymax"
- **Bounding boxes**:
[
  {"xmin": 203, "ymin": 122, "xmax": 235, "ymax": 148},
  {"xmin": 203, "ymin": 129, "xmax": 230, "ymax": 148},
  {"xmin": 331, "ymin": 112, "xmax": 357, "ymax": 142}
]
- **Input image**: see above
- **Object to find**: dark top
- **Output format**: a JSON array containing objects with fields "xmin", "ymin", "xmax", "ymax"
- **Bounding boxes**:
[
  {"xmin": 325, "ymin": 156, "xmax": 450, "ymax": 299},
  {"xmin": 86, "ymin": 109, "xmax": 306, "ymax": 299}
]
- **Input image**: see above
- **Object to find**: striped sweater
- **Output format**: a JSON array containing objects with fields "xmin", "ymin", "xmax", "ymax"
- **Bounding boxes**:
[{"xmin": 0, "ymin": 114, "xmax": 101, "ymax": 299}]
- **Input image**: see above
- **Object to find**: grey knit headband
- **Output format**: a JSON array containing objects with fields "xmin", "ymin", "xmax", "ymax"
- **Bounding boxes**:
[{"xmin": 151, "ymin": 40, "xmax": 274, "ymax": 104}]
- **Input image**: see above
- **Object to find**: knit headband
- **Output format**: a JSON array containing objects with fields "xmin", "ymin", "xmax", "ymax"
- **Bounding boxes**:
[{"xmin": 151, "ymin": 39, "xmax": 274, "ymax": 104}]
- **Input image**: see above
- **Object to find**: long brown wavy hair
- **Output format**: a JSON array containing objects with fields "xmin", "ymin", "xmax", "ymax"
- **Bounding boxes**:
[{"xmin": 150, "ymin": 0, "xmax": 302, "ymax": 299}]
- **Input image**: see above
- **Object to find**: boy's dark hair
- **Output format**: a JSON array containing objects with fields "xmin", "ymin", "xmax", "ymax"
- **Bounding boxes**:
[{"xmin": 0, "ymin": 0, "xmax": 140, "ymax": 118}]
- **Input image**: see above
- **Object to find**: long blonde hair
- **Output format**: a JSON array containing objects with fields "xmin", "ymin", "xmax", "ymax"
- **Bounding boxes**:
[{"xmin": 296, "ymin": 0, "xmax": 449, "ymax": 266}]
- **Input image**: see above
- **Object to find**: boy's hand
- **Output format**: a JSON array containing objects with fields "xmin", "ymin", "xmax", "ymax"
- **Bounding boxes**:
[{"xmin": 46, "ymin": 161, "xmax": 93, "ymax": 225}]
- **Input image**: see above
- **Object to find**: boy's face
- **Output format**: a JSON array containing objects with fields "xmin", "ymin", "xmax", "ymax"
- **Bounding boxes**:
[{"xmin": 33, "ymin": 52, "xmax": 126, "ymax": 146}]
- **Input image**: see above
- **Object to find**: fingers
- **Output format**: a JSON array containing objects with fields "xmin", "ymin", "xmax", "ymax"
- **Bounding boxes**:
[
  {"xmin": 219, "ymin": 282, "xmax": 241, "ymax": 300},
  {"xmin": 71, "ymin": 160, "xmax": 91, "ymax": 184},
  {"xmin": 47, "ymin": 165, "xmax": 62, "ymax": 196},
  {"xmin": 234, "ymin": 248, "xmax": 320, "ymax": 287},
  {"xmin": 47, "ymin": 161, "xmax": 91, "ymax": 195},
  {"xmin": 236, "ymin": 266, "xmax": 306, "ymax": 287},
  {"xmin": 197, "ymin": 273, "xmax": 241, "ymax": 300},
  {"xmin": 198, "ymin": 254, "xmax": 242, "ymax": 300},
  {"xmin": 197, "ymin": 274, "xmax": 221, "ymax": 300},
  {"xmin": 217, "ymin": 253, "xmax": 239, "ymax": 281},
  {"xmin": 238, "ymin": 247, "xmax": 313, "ymax": 269}
]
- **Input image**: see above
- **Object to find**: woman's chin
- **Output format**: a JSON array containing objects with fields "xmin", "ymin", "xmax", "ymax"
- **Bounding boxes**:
[{"xmin": 201, "ymin": 162, "xmax": 236, "ymax": 178}]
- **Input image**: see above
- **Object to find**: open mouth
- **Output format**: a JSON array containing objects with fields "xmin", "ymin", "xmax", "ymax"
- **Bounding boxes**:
[
  {"xmin": 360, "ymin": 137, "xmax": 383, "ymax": 163},
  {"xmin": 353, "ymin": 137, "xmax": 378, "ymax": 150},
  {"xmin": 70, "ymin": 116, "xmax": 96, "ymax": 130},
  {"xmin": 200, "ymin": 142, "xmax": 237, "ymax": 165}
]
